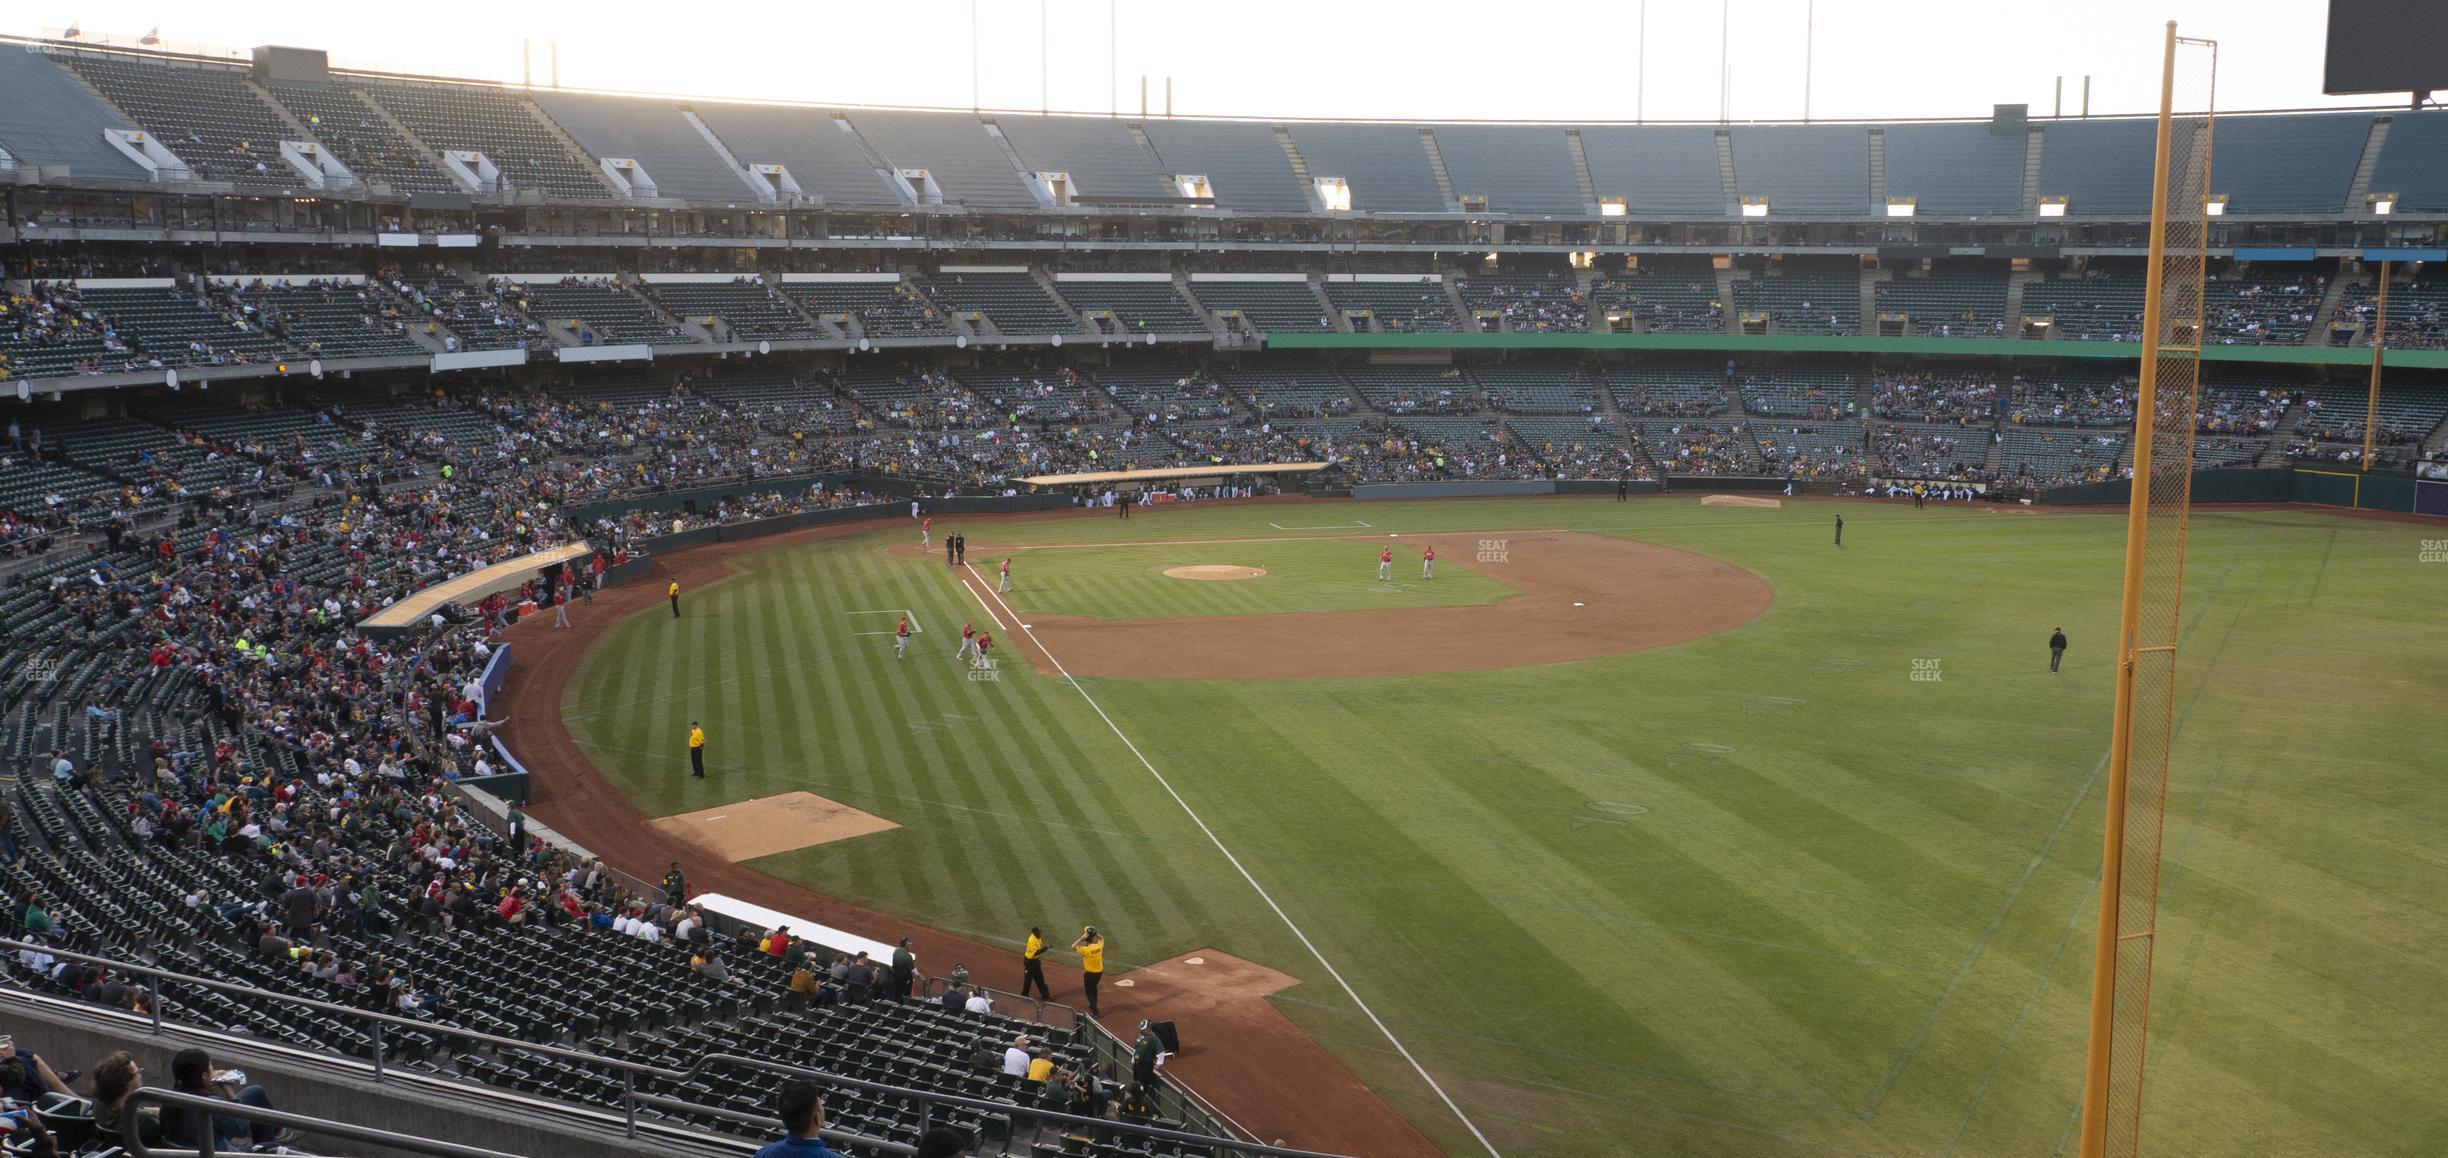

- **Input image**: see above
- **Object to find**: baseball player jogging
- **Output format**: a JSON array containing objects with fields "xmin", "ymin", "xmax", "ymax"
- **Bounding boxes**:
[
  {"xmin": 956, "ymin": 621, "xmax": 977, "ymax": 661},
  {"xmin": 1422, "ymin": 545, "xmax": 1436, "ymax": 579},
  {"xmin": 894, "ymin": 615, "xmax": 911, "ymax": 659},
  {"xmin": 1378, "ymin": 547, "xmax": 1393, "ymax": 581},
  {"xmin": 921, "ymin": 515, "xmax": 933, "ymax": 548},
  {"xmin": 974, "ymin": 631, "xmax": 994, "ymax": 669},
  {"xmin": 998, "ymin": 557, "xmax": 1012, "ymax": 593}
]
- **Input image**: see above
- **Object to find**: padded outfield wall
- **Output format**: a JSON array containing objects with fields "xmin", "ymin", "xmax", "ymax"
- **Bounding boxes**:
[{"xmin": 2042, "ymin": 467, "xmax": 2444, "ymax": 516}]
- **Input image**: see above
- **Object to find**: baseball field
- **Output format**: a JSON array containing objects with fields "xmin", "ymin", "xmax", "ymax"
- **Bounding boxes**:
[{"xmin": 552, "ymin": 496, "xmax": 2447, "ymax": 1157}]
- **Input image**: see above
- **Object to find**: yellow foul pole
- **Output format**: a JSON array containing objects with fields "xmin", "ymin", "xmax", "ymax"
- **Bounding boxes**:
[
  {"xmin": 2366, "ymin": 261, "xmax": 2389, "ymax": 472},
  {"xmin": 2078, "ymin": 20, "xmax": 2178, "ymax": 1158}
]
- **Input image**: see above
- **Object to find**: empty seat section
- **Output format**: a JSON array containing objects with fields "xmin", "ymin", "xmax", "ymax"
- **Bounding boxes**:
[
  {"xmin": 1286, "ymin": 123, "xmax": 1445, "ymax": 212},
  {"xmin": 62, "ymin": 54, "xmax": 303, "ymax": 188},
  {"xmin": 1578, "ymin": 125, "xmax": 1723, "ymax": 214},
  {"xmin": 265, "ymin": 80, "xmax": 461, "ymax": 194},
  {"xmin": 1432, "ymin": 124, "xmax": 1583, "ymax": 213},
  {"xmin": 1185, "ymin": 280, "xmax": 1328, "ymax": 333},
  {"xmin": 643, "ymin": 280, "xmax": 808, "ymax": 341},
  {"xmin": 533, "ymin": 92, "xmax": 756, "ymax": 202},
  {"xmin": 993, "ymin": 115, "xmax": 1171, "ymax": 199},
  {"xmin": 1321, "ymin": 279, "xmax": 1460, "ymax": 332},
  {"xmin": 1731, "ymin": 125, "xmax": 1869, "ymax": 215},
  {"xmin": 2037, "ymin": 119, "xmax": 2155, "ymax": 215},
  {"xmin": 783, "ymin": 281, "xmax": 950, "ymax": 338},
  {"xmin": 1054, "ymin": 280, "xmax": 1207, "ymax": 333},
  {"xmin": 359, "ymin": 79, "xmax": 607, "ymax": 199},
  {"xmin": 2212, "ymin": 113, "xmax": 2366, "ymax": 213},
  {"xmin": 693, "ymin": 105, "xmax": 904, "ymax": 206},
  {"xmin": 0, "ymin": 50, "xmax": 152, "ymax": 181},
  {"xmin": 922, "ymin": 273, "xmax": 1073, "ymax": 336},
  {"xmin": 1880, "ymin": 123, "xmax": 2024, "ymax": 215},
  {"xmin": 844, "ymin": 111, "xmax": 1037, "ymax": 208},
  {"xmin": 1138, "ymin": 119, "xmax": 1311, "ymax": 211}
]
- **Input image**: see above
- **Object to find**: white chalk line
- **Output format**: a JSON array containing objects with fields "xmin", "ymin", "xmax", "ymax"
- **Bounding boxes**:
[
  {"xmin": 847, "ymin": 608, "xmax": 924, "ymax": 636},
  {"xmin": 992, "ymin": 528, "xmax": 1569, "ymax": 552},
  {"xmin": 960, "ymin": 563, "xmax": 1504, "ymax": 1156}
]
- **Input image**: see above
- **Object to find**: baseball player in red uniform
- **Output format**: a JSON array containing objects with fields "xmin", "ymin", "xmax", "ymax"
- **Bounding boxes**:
[
  {"xmin": 974, "ymin": 631, "xmax": 994, "ymax": 669},
  {"xmin": 955, "ymin": 621, "xmax": 976, "ymax": 661},
  {"xmin": 894, "ymin": 615, "xmax": 911, "ymax": 659},
  {"xmin": 1378, "ymin": 546, "xmax": 1393, "ymax": 581},
  {"xmin": 921, "ymin": 516, "xmax": 933, "ymax": 547},
  {"xmin": 998, "ymin": 557, "xmax": 1012, "ymax": 594},
  {"xmin": 1422, "ymin": 545, "xmax": 1436, "ymax": 579}
]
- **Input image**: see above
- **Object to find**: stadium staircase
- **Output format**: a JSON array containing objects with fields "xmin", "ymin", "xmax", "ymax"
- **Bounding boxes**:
[
  {"xmin": 2019, "ymin": 128, "xmax": 2046, "ymax": 215},
  {"xmin": 2345, "ymin": 116, "xmax": 2391, "ymax": 209},
  {"xmin": 1419, "ymin": 128, "xmax": 1459, "ymax": 210},
  {"xmin": 2310, "ymin": 274, "xmax": 2355, "ymax": 342},
  {"xmin": 1273, "ymin": 128, "xmax": 1324, "ymax": 213},
  {"xmin": 1857, "ymin": 272, "xmax": 1880, "ymax": 338},
  {"xmin": 1712, "ymin": 130, "xmax": 1739, "ymax": 208},
  {"xmin": 1867, "ymin": 129, "xmax": 1888, "ymax": 208},
  {"xmin": 2004, "ymin": 269, "xmax": 2038, "ymax": 333},
  {"xmin": 1712, "ymin": 265, "xmax": 1741, "ymax": 334},
  {"xmin": 1563, "ymin": 129, "xmax": 1599, "ymax": 213},
  {"xmin": 1440, "ymin": 276, "xmax": 1471, "ymax": 329}
]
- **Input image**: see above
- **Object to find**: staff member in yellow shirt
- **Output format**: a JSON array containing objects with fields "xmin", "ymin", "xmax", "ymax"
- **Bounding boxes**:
[
  {"xmin": 668, "ymin": 579, "xmax": 682, "ymax": 618},
  {"xmin": 687, "ymin": 721, "xmax": 706, "ymax": 779},
  {"xmin": 1072, "ymin": 926, "xmax": 1105, "ymax": 1017},
  {"xmin": 1019, "ymin": 926, "xmax": 1049, "ymax": 1000}
]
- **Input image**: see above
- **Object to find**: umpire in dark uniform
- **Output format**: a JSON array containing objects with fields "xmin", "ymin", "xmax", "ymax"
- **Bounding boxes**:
[
  {"xmin": 2049, "ymin": 628, "xmax": 2068, "ymax": 673},
  {"xmin": 1833, "ymin": 513, "xmax": 1844, "ymax": 548}
]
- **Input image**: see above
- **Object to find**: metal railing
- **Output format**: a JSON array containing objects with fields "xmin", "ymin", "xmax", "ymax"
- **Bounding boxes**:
[
  {"xmin": 121, "ymin": 1088, "xmax": 523, "ymax": 1158},
  {"xmin": 2, "ymin": 938, "xmax": 1347, "ymax": 1158}
]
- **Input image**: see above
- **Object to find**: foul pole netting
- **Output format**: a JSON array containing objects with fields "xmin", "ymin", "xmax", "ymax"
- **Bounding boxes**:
[{"xmin": 2078, "ymin": 23, "xmax": 2214, "ymax": 1158}]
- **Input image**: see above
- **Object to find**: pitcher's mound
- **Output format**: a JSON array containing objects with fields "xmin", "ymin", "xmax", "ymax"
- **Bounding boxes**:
[
  {"xmin": 1701, "ymin": 494, "xmax": 1783, "ymax": 508},
  {"xmin": 1164, "ymin": 565, "xmax": 1267, "ymax": 581},
  {"xmin": 650, "ymin": 791, "xmax": 898, "ymax": 862}
]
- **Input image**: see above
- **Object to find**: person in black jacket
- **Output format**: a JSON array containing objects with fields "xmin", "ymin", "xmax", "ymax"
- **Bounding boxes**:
[{"xmin": 2049, "ymin": 628, "xmax": 2068, "ymax": 673}]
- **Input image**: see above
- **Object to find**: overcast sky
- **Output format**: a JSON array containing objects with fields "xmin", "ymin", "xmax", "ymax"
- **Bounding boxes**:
[{"xmin": 5, "ymin": 1, "xmax": 2398, "ymax": 122}]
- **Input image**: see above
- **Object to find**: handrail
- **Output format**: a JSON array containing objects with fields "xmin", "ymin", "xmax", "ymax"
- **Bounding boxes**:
[
  {"xmin": 1, "ymin": 938, "xmax": 1348, "ymax": 1158},
  {"xmin": 627, "ymin": 1092, "xmax": 915, "ymax": 1154},
  {"xmin": 121, "ymin": 1087, "xmax": 523, "ymax": 1158}
]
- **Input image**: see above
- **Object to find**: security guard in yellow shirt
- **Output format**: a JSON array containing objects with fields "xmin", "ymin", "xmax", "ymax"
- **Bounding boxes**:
[
  {"xmin": 687, "ymin": 722, "xmax": 706, "ymax": 779},
  {"xmin": 1019, "ymin": 926, "xmax": 1049, "ymax": 1000},
  {"xmin": 668, "ymin": 579, "xmax": 682, "ymax": 618},
  {"xmin": 1073, "ymin": 926, "xmax": 1105, "ymax": 1016}
]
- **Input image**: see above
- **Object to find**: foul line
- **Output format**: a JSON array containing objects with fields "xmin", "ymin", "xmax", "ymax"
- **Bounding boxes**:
[
  {"xmin": 1267, "ymin": 520, "xmax": 1372, "ymax": 530},
  {"xmin": 950, "ymin": 571, "xmax": 1009, "ymax": 632},
  {"xmin": 997, "ymin": 528, "xmax": 1571, "ymax": 552},
  {"xmin": 959, "ymin": 563, "xmax": 1504, "ymax": 1157}
]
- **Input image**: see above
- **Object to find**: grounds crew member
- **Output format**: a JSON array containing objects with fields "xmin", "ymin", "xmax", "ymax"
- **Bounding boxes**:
[
  {"xmin": 688, "ymin": 721, "xmax": 707, "ymax": 778},
  {"xmin": 1019, "ymin": 926, "xmax": 1050, "ymax": 999}
]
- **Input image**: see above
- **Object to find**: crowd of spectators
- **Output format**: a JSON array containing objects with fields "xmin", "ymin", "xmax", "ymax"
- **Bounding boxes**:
[
  {"xmin": 1869, "ymin": 372, "xmax": 2000, "ymax": 424},
  {"xmin": 2005, "ymin": 377, "xmax": 2137, "ymax": 427},
  {"xmin": 1874, "ymin": 426, "xmax": 1987, "ymax": 482}
]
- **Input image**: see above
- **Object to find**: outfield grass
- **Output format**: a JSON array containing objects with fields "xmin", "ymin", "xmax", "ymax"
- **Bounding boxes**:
[
  {"xmin": 564, "ymin": 499, "xmax": 2448, "ymax": 1156},
  {"xmin": 989, "ymin": 537, "xmax": 1515, "ymax": 620}
]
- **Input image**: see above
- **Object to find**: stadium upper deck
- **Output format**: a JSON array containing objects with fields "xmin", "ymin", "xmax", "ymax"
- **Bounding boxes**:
[{"xmin": 0, "ymin": 39, "xmax": 2444, "ymax": 225}]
